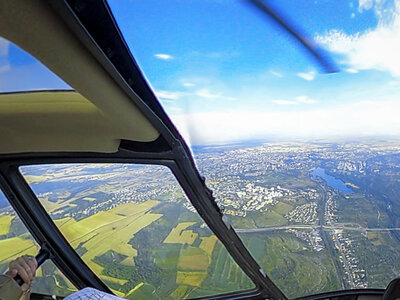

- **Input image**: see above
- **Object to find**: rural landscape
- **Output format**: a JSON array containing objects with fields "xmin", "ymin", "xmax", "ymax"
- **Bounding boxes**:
[{"xmin": 1, "ymin": 139, "xmax": 400, "ymax": 298}]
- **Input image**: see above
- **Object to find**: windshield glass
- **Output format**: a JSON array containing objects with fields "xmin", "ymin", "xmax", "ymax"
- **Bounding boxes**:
[
  {"xmin": 108, "ymin": 0, "xmax": 400, "ymax": 298},
  {"xmin": 0, "ymin": 37, "xmax": 71, "ymax": 92},
  {"xmin": 20, "ymin": 164, "xmax": 254, "ymax": 299},
  {"xmin": 0, "ymin": 189, "xmax": 76, "ymax": 297}
]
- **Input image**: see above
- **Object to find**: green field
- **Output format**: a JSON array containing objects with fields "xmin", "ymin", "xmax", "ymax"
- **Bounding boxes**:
[
  {"xmin": 273, "ymin": 201, "xmax": 294, "ymax": 215},
  {"xmin": 0, "ymin": 236, "xmax": 37, "ymax": 264},
  {"xmin": 178, "ymin": 246, "xmax": 210, "ymax": 271},
  {"xmin": 346, "ymin": 230, "xmax": 400, "ymax": 288},
  {"xmin": 240, "ymin": 231, "xmax": 341, "ymax": 298},
  {"xmin": 199, "ymin": 236, "xmax": 218, "ymax": 256},
  {"xmin": 231, "ymin": 209, "xmax": 288, "ymax": 229},
  {"xmin": 33, "ymin": 199, "xmax": 249, "ymax": 299}
]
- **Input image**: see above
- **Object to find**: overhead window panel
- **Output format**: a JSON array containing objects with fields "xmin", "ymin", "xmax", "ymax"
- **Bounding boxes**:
[{"xmin": 0, "ymin": 36, "xmax": 71, "ymax": 93}]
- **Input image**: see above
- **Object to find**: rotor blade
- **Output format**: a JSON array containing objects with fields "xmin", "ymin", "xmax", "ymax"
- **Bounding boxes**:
[{"xmin": 246, "ymin": 0, "xmax": 338, "ymax": 73}]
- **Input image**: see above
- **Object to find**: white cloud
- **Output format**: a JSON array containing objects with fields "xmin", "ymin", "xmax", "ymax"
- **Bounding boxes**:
[
  {"xmin": 195, "ymin": 88, "xmax": 236, "ymax": 100},
  {"xmin": 358, "ymin": 0, "xmax": 387, "ymax": 11},
  {"xmin": 154, "ymin": 53, "xmax": 173, "ymax": 60},
  {"xmin": 270, "ymin": 70, "xmax": 283, "ymax": 78},
  {"xmin": 272, "ymin": 100, "xmax": 298, "ymax": 105},
  {"xmin": 155, "ymin": 90, "xmax": 185, "ymax": 100},
  {"xmin": 346, "ymin": 68, "xmax": 359, "ymax": 73},
  {"xmin": 359, "ymin": 0, "xmax": 375, "ymax": 10},
  {"xmin": 195, "ymin": 88, "xmax": 220, "ymax": 99},
  {"xmin": 388, "ymin": 80, "xmax": 400, "ymax": 85},
  {"xmin": 170, "ymin": 98, "xmax": 400, "ymax": 145},
  {"xmin": 297, "ymin": 70, "xmax": 316, "ymax": 81},
  {"xmin": 317, "ymin": 0, "xmax": 400, "ymax": 77},
  {"xmin": 182, "ymin": 82, "xmax": 195, "ymax": 87},
  {"xmin": 224, "ymin": 96, "xmax": 237, "ymax": 101},
  {"xmin": 296, "ymin": 95, "xmax": 318, "ymax": 104},
  {"xmin": 155, "ymin": 88, "xmax": 236, "ymax": 101},
  {"xmin": 0, "ymin": 37, "xmax": 9, "ymax": 56},
  {"xmin": 272, "ymin": 96, "xmax": 317, "ymax": 105}
]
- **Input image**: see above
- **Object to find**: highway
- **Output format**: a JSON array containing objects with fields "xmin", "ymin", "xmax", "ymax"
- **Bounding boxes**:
[
  {"xmin": 235, "ymin": 182, "xmax": 400, "ymax": 289},
  {"xmin": 235, "ymin": 224, "xmax": 400, "ymax": 233}
]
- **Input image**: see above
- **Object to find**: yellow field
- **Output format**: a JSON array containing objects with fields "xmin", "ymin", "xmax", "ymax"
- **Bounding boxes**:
[
  {"xmin": 199, "ymin": 236, "xmax": 218, "ymax": 256},
  {"xmin": 176, "ymin": 271, "xmax": 207, "ymax": 287},
  {"xmin": 100, "ymin": 275, "xmax": 128, "ymax": 285},
  {"xmin": 126, "ymin": 282, "xmax": 144, "ymax": 297},
  {"xmin": 367, "ymin": 232, "xmax": 378, "ymax": 239},
  {"xmin": 0, "ymin": 215, "xmax": 14, "ymax": 235},
  {"xmin": 163, "ymin": 222, "xmax": 198, "ymax": 245},
  {"xmin": 120, "ymin": 256, "xmax": 135, "ymax": 266},
  {"xmin": 170, "ymin": 285, "xmax": 188, "ymax": 298},
  {"xmin": 58, "ymin": 211, "xmax": 125, "ymax": 241},
  {"xmin": 178, "ymin": 246, "xmax": 209, "ymax": 271},
  {"xmin": 54, "ymin": 200, "xmax": 162, "ymax": 275},
  {"xmin": 111, "ymin": 289, "xmax": 125, "ymax": 298},
  {"xmin": 38, "ymin": 197, "xmax": 60, "ymax": 212},
  {"xmin": 54, "ymin": 217, "xmax": 72, "ymax": 227},
  {"xmin": 367, "ymin": 231, "xmax": 383, "ymax": 246},
  {"xmin": 108, "ymin": 200, "xmax": 159, "ymax": 216},
  {"xmin": 0, "ymin": 237, "xmax": 37, "ymax": 263}
]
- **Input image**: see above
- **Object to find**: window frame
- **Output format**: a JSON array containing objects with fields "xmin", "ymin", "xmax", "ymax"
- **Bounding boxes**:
[
  {"xmin": 0, "ymin": 153, "xmax": 270, "ymax": 299},
  {"xmin": 18, "ymin": 161, "xmax": 255, "ymax": 299},
  {"xmin": 0, "ymin": 0, "xmax": 366, "ymax": 298},
  {"xmin": 0, "ymin": 0, "xmax": 284, "ymax": 296}
]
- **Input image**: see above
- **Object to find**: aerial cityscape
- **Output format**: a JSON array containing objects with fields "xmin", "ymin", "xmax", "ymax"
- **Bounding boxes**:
[{"xmin": 1, "ymin": 139, "xmax": 400, "ymax": 298}]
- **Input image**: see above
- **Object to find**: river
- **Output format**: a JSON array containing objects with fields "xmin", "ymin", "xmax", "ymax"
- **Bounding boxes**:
[{"xmin": 311, "ymin": 167, "xmax": 353, "ymax": 194}]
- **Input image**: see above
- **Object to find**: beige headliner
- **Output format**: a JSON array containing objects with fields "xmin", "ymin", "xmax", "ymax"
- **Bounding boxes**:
[
  {"xmin": 0, "ymin": 0, "xmax": 160, "ymax": 154},
  {"xmin": 0, "ymin": 91, "xmax": 154, "ymax": 153}
]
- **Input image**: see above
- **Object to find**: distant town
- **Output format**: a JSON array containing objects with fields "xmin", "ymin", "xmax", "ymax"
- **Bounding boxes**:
[{"xmin": 2, "ymin": 139, "xmax": 400, "ymax": 297}]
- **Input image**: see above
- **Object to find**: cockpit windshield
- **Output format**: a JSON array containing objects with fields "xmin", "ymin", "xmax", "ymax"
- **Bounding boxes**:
[{"xmin": 107, "ymin": 0, "xmax": 400, "ymax": 298}]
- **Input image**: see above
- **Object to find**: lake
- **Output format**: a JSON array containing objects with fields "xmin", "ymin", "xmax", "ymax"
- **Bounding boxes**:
[{"xmin": 311, "ymin": 167, "xmax": 353, "ymax": 194}]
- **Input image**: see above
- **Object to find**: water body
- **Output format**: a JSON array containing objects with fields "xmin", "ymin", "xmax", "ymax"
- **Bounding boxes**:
[{"xmin": 311, "ymin": 167, "xmax": 353, "ymax": 194}]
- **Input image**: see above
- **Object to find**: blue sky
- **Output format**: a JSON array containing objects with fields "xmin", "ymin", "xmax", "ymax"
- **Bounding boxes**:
[
  {"xmin": 1, "ymin": 0, "xmax": 400, "ymax": 145},
  {"xmin": 0, "ymin": 38, "xmax": 69, "ymax": 92},
  {"xmin": 107, "ymin": 0, "xmax": 400, "ymax": 145}
]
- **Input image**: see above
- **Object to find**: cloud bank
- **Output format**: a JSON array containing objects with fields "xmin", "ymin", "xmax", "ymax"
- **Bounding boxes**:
[
  {"xmin": 171, "ymin": 99, "xmax": 400, "ymax": 145},
  {"xmin": 272, "ymin": 96, "xmax": 317, "ymax": 105},
  {"xmin": 317, "ymin": 0, "xmax": 400, "ymax": 77}
]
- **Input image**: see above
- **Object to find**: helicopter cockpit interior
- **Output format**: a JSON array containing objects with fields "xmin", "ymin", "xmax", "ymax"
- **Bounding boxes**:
[{"xmin": 1, "ymin": 0, "xmax": 400, "ymax": 299}]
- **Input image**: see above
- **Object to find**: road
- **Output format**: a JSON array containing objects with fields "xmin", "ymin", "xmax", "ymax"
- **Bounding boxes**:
[
  {"xmin": 235, "ymin": 181, "xmax": 400, "ymax": 289},
  {"xmin": 235, "ymin": 224, "xmax": 400, "ymax": 233}
]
